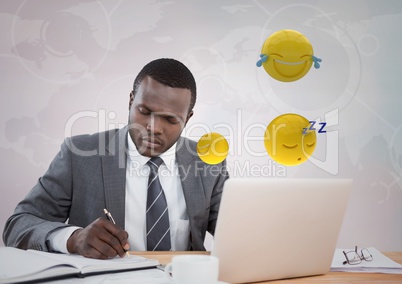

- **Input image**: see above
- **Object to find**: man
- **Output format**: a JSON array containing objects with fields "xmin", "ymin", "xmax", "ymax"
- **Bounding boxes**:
[{"xmin": 3, "ymin": 58, "xmax": 229, "ymax": 259}]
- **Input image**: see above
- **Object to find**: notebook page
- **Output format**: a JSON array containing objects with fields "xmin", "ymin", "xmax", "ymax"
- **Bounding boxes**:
[
  {"xmin": 28, "ymin": 250, "xmax": 159, "ymax": 274},
  {"xmin": 0, "ymin": 247, "xmax": 77, "ymax": 283}
]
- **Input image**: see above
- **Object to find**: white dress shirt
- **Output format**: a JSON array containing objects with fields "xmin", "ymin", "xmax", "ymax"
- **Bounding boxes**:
[
  {"xmin": 48, "ymin": 135, "xmax": 190, "ymax": 253},
  {"xmin": 125, "ymin": 135, "xmax": 189, "ymax": 251}
]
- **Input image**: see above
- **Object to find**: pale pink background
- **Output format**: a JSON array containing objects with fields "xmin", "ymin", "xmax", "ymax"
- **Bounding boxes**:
[{"xmin": 1, "ymin": 0, "xmax": 401, "ymax": 250}]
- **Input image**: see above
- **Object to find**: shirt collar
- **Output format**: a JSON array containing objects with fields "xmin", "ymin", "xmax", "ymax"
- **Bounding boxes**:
[{"xmin": 127, "ymin": 134, "xmax": 177, "ymax": 173}]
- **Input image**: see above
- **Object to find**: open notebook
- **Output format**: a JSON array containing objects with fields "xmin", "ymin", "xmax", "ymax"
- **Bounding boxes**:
[{"xmin": 0, "ymin": 247, "xmax": 159, "ymax": 283}]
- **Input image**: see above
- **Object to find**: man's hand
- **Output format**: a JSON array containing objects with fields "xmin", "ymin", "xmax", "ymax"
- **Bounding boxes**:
[{"xmin": 67, "ymin": 218, "xmax": 130, "ymax": 259}]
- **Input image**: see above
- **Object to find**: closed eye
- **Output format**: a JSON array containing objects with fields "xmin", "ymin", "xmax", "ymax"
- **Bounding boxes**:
[
  {"xmin": 138, "ymin": 106, "xmax": 151, "ymax": 115},
  {"xmin": 165, "ymin": 116, "xmax": 180, "ymax": 124},
  {"xmin": 300, "ymin": 54, "xmax": 311, "ymax": 59},
  {"xmin": 270, "ymin": 53, "xmax": 283, "ymax": 58},
  {"xmin": 283, "ymin": 144, "xmax": 298, "ymax": 149},
  {"xmin": 306, "ymin": 142, "xmax": 316, "ymax": 148}
]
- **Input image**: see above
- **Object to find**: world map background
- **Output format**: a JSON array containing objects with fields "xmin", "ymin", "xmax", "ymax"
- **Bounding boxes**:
[{"xmin": 1, "ymin": 0, "xmax": 401, "ymax": 250}]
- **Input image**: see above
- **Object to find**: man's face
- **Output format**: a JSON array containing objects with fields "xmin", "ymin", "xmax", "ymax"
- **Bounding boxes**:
[{"xmin": 128, "ymin": 76, "xmax": 193, "ymax": 157}]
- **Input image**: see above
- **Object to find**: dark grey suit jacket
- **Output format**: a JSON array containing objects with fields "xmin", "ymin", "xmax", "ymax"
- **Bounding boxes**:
[{"xmin": 3, "ymin": 127, "xmax": 229, "ymax": 251}]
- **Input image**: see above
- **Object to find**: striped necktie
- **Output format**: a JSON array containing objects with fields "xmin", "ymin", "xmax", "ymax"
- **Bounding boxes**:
[{"xmin": 146, "ymin": 157, "xmax": 171, "ymax": 251}]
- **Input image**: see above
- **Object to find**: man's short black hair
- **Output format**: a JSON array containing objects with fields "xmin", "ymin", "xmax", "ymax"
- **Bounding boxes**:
[{"xmin": 133, "ymin": 58, "xmax": 197, "ymax": 112}]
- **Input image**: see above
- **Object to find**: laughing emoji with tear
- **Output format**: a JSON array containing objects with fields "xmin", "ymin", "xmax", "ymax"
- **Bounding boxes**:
[{"xmin": 257, "ymin": 29, "xmax": 322, "ymax": 82}]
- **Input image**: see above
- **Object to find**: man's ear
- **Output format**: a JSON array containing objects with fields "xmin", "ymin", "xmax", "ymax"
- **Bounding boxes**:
[
  {"xmin": 185, "ymin": 110, "xmax": 194, "ymax": 125},
  {"xmin": 129, "ymin": 91, "xmax": 134, "ymax": 110}
]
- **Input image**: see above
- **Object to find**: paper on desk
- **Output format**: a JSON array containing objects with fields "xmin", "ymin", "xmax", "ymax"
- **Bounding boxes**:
[{"xmin": 331, "ymin": 247, "xmax": 402, "ymax": 274}]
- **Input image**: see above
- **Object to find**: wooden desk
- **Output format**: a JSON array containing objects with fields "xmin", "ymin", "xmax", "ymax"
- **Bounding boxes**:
[{"xmin": 132, "ymin": 251, "xmax": 402, "ymax": 283}]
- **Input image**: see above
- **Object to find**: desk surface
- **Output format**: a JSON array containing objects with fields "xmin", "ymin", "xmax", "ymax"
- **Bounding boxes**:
[{"xmin": 132, "ymin": 251, "xmax": 402, "ymax": 283}]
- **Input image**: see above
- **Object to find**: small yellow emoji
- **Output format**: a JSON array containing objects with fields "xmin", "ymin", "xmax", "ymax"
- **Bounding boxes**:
[{"xmin": 197, "ymin": 132, "xmax": 229, "ymax": 165}]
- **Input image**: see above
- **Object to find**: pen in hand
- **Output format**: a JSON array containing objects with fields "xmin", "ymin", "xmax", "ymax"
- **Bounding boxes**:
[
  {"xmin": 103, "ymin": 208, "xmax": 130, "ymax": 257},
  {"xmin": 103, "ymin": 208, "xmax": 116, "ymax": 224}
]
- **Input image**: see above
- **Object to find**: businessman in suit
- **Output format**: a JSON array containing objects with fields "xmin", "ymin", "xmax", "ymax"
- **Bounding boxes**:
[{"xmin": 3, "ymin": 58, "xmax": 229, "ymax": 259}]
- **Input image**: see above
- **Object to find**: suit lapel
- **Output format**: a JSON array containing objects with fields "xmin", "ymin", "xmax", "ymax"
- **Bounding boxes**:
[
  {"xmin": 176, "ymin": 138, "xmax": 206, "ymax": 244},
  {"xmin": 102, "ymin": 127, "xmax": 128, "ymax": 229}
]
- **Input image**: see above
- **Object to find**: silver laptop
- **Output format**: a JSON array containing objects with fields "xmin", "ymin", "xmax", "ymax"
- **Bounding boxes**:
[{"xmin": 211, "ymin": 178, "xmax": 352, "ymax": 284}]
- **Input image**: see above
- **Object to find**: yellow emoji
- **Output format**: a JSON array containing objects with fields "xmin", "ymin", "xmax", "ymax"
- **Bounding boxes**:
[
  {"xmin": 197, "ymin": 132, "xmax": 229, "ymax": 165},
  {"xmin": 264, "ymin": 113, "xmax": 316, "ymax": 166},
  {"xmin": 257, "ymin": 29, "xmax": 322, "ymax": 82}
]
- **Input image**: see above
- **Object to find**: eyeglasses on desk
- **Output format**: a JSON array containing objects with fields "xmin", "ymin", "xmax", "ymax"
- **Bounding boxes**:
[{"xmin": 343, "ymin": 246, "xmax": 373, "ymax": 265}]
